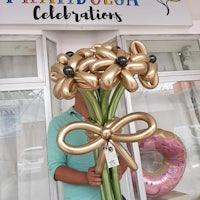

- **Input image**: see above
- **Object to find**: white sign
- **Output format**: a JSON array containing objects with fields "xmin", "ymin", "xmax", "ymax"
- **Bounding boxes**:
[{"xmin": 0, "ymin": 0, "xmax": 192, "ymax": 26}]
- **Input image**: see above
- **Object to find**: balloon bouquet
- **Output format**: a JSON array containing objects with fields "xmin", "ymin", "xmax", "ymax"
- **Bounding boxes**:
[{"xmin": 50, "ymin": 41, "xmax": 159, "ymax": 200}]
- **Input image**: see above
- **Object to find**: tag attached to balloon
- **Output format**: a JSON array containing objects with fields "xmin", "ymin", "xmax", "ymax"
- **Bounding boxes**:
[{"xmin": 104, "ymin": 142, "xmax": 119, "ymax": 168}]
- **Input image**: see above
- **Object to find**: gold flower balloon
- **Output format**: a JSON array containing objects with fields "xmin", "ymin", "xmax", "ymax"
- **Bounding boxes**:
[
  {"xmin": 90, "ymin": 41, "xmax": 158, "ymax": 92},
  {"xmin": 57, "ymin": 112, "xmax": 157, "ymax": 174},
  {"xmin": 50, "ymin": 49, "xmax": 99, "ymax": 100}
]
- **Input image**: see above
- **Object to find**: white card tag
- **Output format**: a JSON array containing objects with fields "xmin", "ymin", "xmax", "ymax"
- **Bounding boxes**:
[{"xmin": 104, "ymin": 142, "xmax": 119, "ymax": 168}]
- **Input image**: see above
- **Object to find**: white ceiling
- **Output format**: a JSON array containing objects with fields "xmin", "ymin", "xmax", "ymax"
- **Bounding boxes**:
[{"xmin": 187, "ymin": 0, "xmax": 200, "ymax": 20}]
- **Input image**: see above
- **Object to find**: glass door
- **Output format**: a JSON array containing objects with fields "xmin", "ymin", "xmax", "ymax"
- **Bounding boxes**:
[{"xmin": 118, "ymin": 35, "xmax": 200, "ymax": 200}]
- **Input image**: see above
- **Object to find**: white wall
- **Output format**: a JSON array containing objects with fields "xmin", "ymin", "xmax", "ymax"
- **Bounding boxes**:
[{"xmin": 43, "ymin": 30, "xmax": 119, "ymax": 53}]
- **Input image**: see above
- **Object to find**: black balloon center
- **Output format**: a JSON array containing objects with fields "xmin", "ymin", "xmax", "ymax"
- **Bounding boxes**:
[
  {"xmin": 63, "ymin": 66, "xmax": 75, "ymax": 77},
  {"xmin": 116, "ymin": 56, "xmax": 128, "ymax": 68},
  {"xmin": 66, "ymin": 51, "xmax": 74, "ymax": 57},
  {"xmin": 149, "ymin": 55, "xmax": 157, "ymax": 63}
]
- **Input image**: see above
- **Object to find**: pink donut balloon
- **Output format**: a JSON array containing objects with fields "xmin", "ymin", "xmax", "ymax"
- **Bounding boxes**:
[{"xmin": 136, "ymin": 129, "xmax": 187, "ymax": 198}]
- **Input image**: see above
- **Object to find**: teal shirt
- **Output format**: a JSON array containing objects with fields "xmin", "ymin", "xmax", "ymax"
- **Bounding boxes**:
[{"xmin": 48, "ymin": 107, "xmax": 101, "ymax": 200}]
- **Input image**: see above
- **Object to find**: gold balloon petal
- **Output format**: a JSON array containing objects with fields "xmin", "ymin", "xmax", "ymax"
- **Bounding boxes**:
[
  {"xmin": 76, "ymin": 48, "xmax": 94, "ymax": 58},
  {"xmin": 57, "ymin": 53, "xmax": 69, "ymax": 64},
  {"xmin": 61, "ymin": 78, "xmax": 78, "ymax": 100},
  {"xmin": 50, "ymin": 63, "xmax": 65, "ymax": 82},
  {"xmin": 74, "ymin": 71, "xmax": 99, "ymax": 91},
  {"xmin": 141, "ymin": 62, "xmax": 158, "ymax": 81},
  {"xmin": 77, "ymin": 57, "xmax": 97, "ymax": 72},
  {"xmin": 90, "ymin": 58, "xmax": 114, "ymax": 72},
  {"xmin": 130, "ymin": 53, "xmax": 149, "ymax": 63},
  {"xmin": 120, "ymin": 69, "xmax": 138, "ymax": 92},
  {"xmin": 92, "ymin": 43, "xmax": 102, "ymax": 49},
  {"xmin": 96, "ymin": 47, "xmax": 117, "ymax": 59},
  {"xmin": 139, "ymin": 73, "xmax": 159, "ymax": 89},
  {"xmin": 51, "ymin": 63, "xmax": 64, "ymax": 74},
  {"xmin": 50, "ymin": 71, "xmax": 63, "ymax": 82},
  {"xmin": 102, "ymin": 42, "xmax": 115, "ymax": 50},
  {"xmin": 129, "ymin": 41, "xmax": 148, "ymax": 55},
  {"xmin": 152, "ymin": 73, "xmax": 159, "ymax": 87},
  {"xmin": 126, "ymin": 62, "xmax": 147, "ymax": 75},
  {"xmin": 93, "ymin": 70, "xmax": 105, "ymax": 79},
  {"xmin": 99, "ymin": 64, "xmax": 121, "ymax": 90},
  {"xmin": 68, "ymin": 54, "xmax": 83, "ymax": 70},
  {"xmin": 53, "ymin": 78, "xmax": 65, "ymax": 100},
  {"xmin": 117, "ymin": 49, "xmax": 129, "ymax": 58}
]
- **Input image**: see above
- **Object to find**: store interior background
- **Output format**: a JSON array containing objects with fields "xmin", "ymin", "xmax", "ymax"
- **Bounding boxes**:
[{"xmin": 0, "ymin": 0, "xmax": 200, "ymax": 200}]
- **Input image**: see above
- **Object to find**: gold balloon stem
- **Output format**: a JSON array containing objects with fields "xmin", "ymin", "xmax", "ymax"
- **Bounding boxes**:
[{"xmin": 95, "ymin": 146, "xmax": 106, "ymax": 174}]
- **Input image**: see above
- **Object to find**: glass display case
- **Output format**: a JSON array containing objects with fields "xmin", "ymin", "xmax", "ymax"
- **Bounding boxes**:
[{"xmin": 117, "ymin": 35, "xmax": 200, "ymax": 200}]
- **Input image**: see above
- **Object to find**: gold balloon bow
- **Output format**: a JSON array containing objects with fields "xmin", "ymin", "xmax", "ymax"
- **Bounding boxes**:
[{"xmin": 57, "ymin": 112, "xmax": 157, "ymax": 174}]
